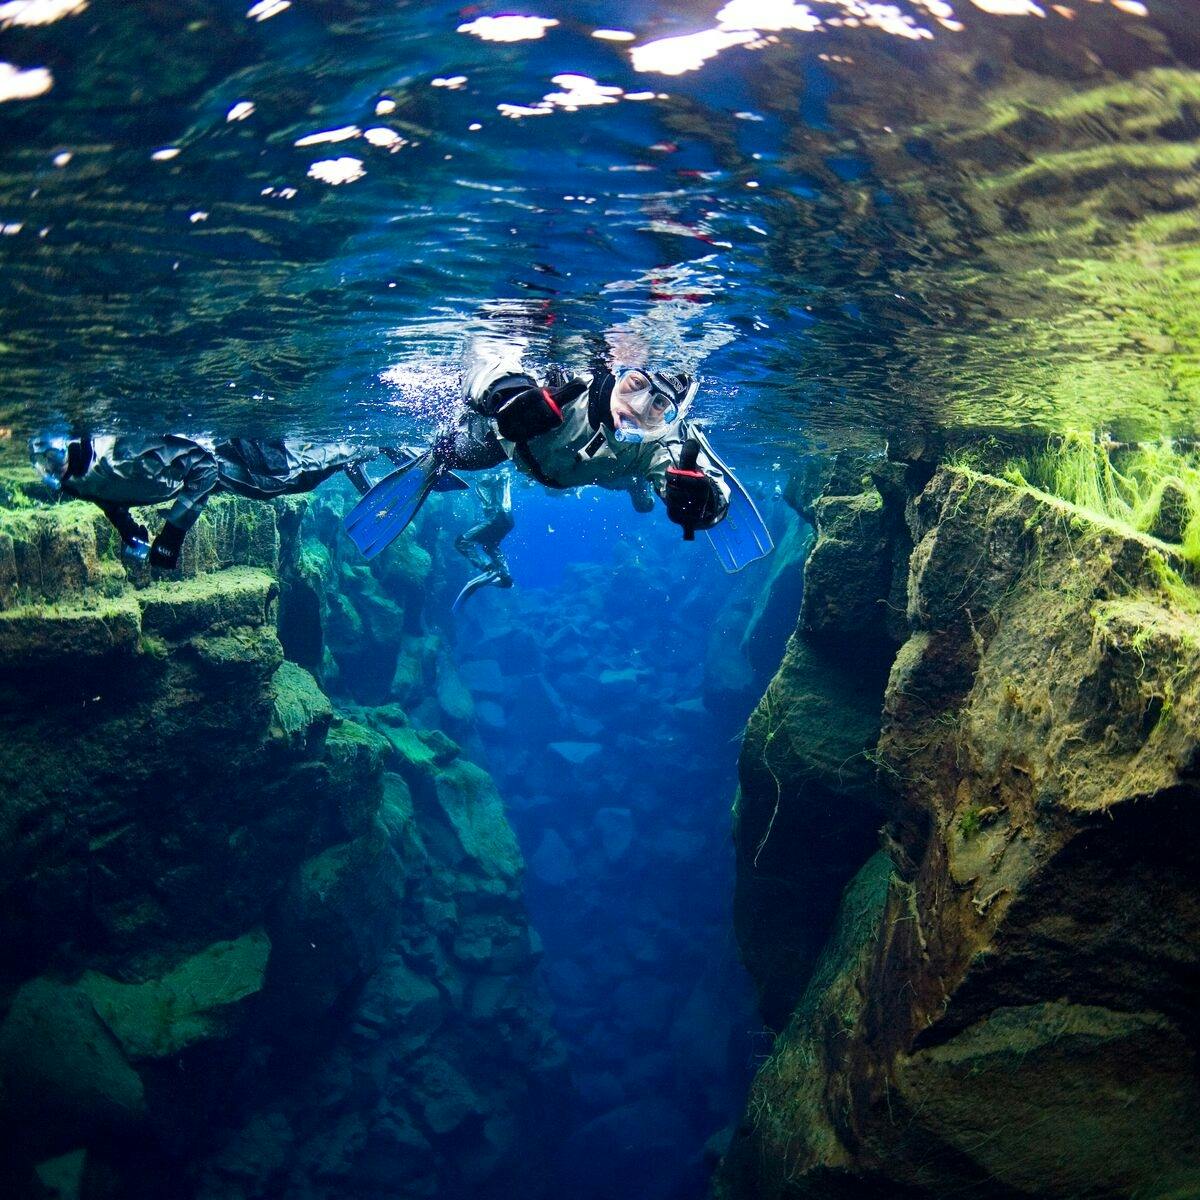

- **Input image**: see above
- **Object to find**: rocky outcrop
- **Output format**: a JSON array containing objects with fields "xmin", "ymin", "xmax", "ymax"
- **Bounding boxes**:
[
  {"xmin": 719, "ymin": 463, "xmax": 1200, "ymax": 1199},
  {"xmin": 0, "ymin": 476, "xmax": 562, "ymax": 1200},
  {"xmin": 732, "ymin": 453, "xmax": 911, "ymax": 1029}
]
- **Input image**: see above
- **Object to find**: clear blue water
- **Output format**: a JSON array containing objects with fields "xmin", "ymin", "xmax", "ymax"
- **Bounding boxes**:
[{"xmin": 2, "ymin": 0, "xmax": 1196, "ymax": 453}]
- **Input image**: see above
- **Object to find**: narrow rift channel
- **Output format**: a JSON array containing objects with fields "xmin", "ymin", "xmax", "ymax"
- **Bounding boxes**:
[{"xmin": 1, "ymin": 2, "xmax": 1198, "ymax": 1200}]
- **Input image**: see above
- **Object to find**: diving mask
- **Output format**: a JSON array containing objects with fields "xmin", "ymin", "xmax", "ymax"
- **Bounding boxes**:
[
  {"xmin": 29, "ymin": 435, "xmax": 70, "ymax": 491},
  {"xmin": 610, "ymin": 369, "xmax": 694, "ymax": 444}
]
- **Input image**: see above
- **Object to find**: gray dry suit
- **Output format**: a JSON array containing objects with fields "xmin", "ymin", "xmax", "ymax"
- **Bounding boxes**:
[
  {"xmin": 62, "ymin": 435, "xmax": 218, "ymax": 533},
  {"xmin": 459, "ymin": 363, "xmax": 732, "ymax": 509},
  {"xmin": 62, "ymin": 436, "xmax": 374, "ymax": 530}
]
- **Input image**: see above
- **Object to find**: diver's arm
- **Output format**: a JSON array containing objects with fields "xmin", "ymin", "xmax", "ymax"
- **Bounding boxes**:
[
  {"xmin": 162, "ymin": 445, "xmax": 219, "ymax": 533},
  {"xmin": 150, "ymin": 443, "xmax": 219, "ymax": 569},
  {"xmin": 643, "ymin": 431, "xmax": 730, "ymax": 534},
  {"xmin": 95, "ymin": 501, "xmax": 151, "ymax": 559}
]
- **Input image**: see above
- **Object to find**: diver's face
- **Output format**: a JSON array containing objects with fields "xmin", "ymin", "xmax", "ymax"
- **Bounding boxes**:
[{"xmin": 610, "ymin": 370, "xmax": 677, "ymax": 441}]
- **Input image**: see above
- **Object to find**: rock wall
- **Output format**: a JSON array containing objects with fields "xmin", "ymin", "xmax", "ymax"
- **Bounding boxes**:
[
  {"xmin": 718, "ymin": 461, "xmax": 1200, "ymax": 1199},
  {"xmin": 0, "ymin": 474, "xmax": 563, "ymax": 1200}
]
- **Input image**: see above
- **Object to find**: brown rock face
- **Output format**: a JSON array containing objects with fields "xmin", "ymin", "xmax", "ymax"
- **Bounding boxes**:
[{"xmin": 720, "ymin": 465, "xmax": 1200, "ymax": 1200}]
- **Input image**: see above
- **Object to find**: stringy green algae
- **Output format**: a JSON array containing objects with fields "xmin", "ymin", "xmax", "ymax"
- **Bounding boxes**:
[{"xmin": 1002, "ymin": 433, "xmax": 1200, "ymax": 569}]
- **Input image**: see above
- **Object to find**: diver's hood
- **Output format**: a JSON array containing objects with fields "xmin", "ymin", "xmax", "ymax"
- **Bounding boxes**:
[{"xmin": 29, "ymin": 434, "xmax": 71, "ymax": 490}]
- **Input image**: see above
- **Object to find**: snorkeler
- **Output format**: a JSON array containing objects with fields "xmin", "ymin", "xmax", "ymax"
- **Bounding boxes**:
[
  {"xmin": 28, "ymin": 434, "xmax": 410, "ymax": 569},
  {"xmin": 450, "ymin": 465, "xmax": 659, "ymax": 612},
  {"xmin": 452, "ymin": 469, "xmax": 516, "ymax": 612},
  {"xmin": 346, "ymin": 362, "xmax": 773, "ymax": 572}
]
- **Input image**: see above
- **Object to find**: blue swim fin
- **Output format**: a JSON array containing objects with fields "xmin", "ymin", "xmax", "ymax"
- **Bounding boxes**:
[
  {"xmin": 344, "ymin": 453, "xmax": 445, "ymax": 559},
  {"xmin": 381, "ymin": 447, "xmax": 469, "ymax": 492},
  {"xmin": 690, "ymin": 429, "xmax": 774, "ymax": 572}
]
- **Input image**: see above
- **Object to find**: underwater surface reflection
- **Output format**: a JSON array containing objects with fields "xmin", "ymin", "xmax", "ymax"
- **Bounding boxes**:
[{"xmin": 0, "ymin": 0, "xmax": 1196, "ymax": 451}]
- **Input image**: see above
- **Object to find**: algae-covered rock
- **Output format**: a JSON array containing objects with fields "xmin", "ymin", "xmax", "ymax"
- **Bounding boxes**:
[
  {"xmin": 138, "ymin": 567, "xmax": 276, "ymax": 639},
  {"xmin": 0, "ymin": 977, "xmax": 147, "ymax": 1144},
  {"xmin": 896, "ymin": 1002, "xmax": 1200, "ymax": 1199},
  {"xmin": 720, "ymin": 465, "xmax": 1200, "ymax": 1200},
  {"xmin": 268, "ymin": 660, "xmax": 333, "ymax": 752},
  {"xmin": 77, "ymin": 930, "xmax": 271, "ymax": 1060},
  {"xmin": 733, "ymin": 472, "xmax": 901, "ymax": 1026},
  {"xmin": 431, "ymin": 758, "xmax": 524, "ymax": 883},
  {"xmin": 0, "ymin": 593, "xmax": 142, "ymax": 662},
  {"xmin": 0, "ymin": 481, "xmax": 562, "ymax": 1200}
]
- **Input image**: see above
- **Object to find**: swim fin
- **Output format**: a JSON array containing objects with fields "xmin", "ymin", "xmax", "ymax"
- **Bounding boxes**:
[
  {"xmin": 689, "ymin": 428, "xmax": 774, "ymax": 572},
  {"xmin": 451, "ymin": 570, "xmax": 501, "ymax": 613},
  {"xmin": 383, "ymin": 447, "xmax": 469, "ymax": 492},
  {"xmin": 344, "ymin": 452, "xmax": 446, "ymax": 559}
]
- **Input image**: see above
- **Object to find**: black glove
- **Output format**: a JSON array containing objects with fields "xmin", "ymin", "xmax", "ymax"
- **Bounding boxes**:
[
  {"xmin": 495, "ymin": 378, "xmax": 586, "ymax": 442},
  {"xmin": 665, "ymin": 439, "xmax": 723, "ymax": 540},
  {"xmin": 100, "ymin": 504, "xmax": 151, "ymax": 561},
  {"xmin": 149, "ymin": 521, "xmax": 186, "ymax": 570}
]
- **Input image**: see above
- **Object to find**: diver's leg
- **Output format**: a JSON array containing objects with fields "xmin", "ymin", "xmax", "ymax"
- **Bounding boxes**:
[
  {"xmin": 435, "ymin": 417, "xmax": 509, "ymax": 472},
  {"xmin": 455, "ymin": 521, "xmax": 496, "ymax": 572}
]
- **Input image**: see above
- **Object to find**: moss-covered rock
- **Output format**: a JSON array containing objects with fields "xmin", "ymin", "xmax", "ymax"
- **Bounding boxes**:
[
  {"xmin": 732, "ymin": 462, "xmax": 908, "ymax": 1028},
  {"xmin": 721, "ymin": 465, "xmax": 1200, "ymax": 1200},
  {"xmin": 0, "ymin": 481, "xmax": 562, "ymax": 1200},
  {"xmin": 78, "ymin": 930, "xmax": 272, "ymax": 1060},
  {"xmin": 0, "ymin": 976, "xmax": 148, "ymax": 1148}
]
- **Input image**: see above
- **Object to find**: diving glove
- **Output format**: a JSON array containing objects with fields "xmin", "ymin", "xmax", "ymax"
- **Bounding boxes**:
[
  {"xmin": 149, "ymin": 521, "xmax": 186, "ymax": 570},
  {"xmin": 665, "ymin": 438, "xmax": 724, "ymax": 540},
  {"xmin": 494, "ymin": 378, "xmax": 586, "ymax": 442},
  {"xmin": 99, "ymin": 504, "xmax": 151, "ymax": 561}
]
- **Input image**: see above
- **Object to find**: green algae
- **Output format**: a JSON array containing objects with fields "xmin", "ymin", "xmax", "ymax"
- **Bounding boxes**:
[
  {"xmin": 1003, "ymin": 434, "xmax": 1200, "ymax": 569},
  {"xmin": 269, "ymin": 660, "xmax": 333, "ymax": 749},
  {"xmin": 78, "ymin": 929, "xmax": 272, "ymax": 1060},
  {"xmin": 138, "ymin": 567, "xmax": 277, "ymax": 637}
]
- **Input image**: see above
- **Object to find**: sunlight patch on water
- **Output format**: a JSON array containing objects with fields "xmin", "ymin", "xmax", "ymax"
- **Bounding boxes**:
[
  {"xmin": 0, "ymin": 0, "xmax": 84, "ymax": 27},
  {"xmin": 457, "ymin": 15, "xmax": 559, "ymax": 43},
  {"xmin": 498, "ymin": 73, "xmax": 628, "ymax": 119},
  {"xmin": 295, "ymin": 125, "xmax": 361, "ymax": 147},
  {"xmin": 307, "ymin": 157, "xmax": 364, "ymax": 185},
  {"xmin": 246, "ymin": 0, "xmax": 290, "ymax": 21},
  {"xmin": 0, "ymin": 61, "xmax": 51, "ymax": 101}
]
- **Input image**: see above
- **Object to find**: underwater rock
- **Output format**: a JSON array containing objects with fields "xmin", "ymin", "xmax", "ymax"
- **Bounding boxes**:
[
  {"xmin": 719, "ymin": 465, "xmax": 1200, "ymax": 1199},
  {"xmin": 530, "ymin": 829, "xmax": 577, "ymax": 886},
  {"xmin": 733, "ymin": 462, "xmax": 908, "ymax": 1028},
  {"xmin": 594, "ymin": 807, "xmax": 634, "ymax": 862},
  {"xmin": 0, "ymin": 976, "xmax": 148, "ymax": 1147},
  {"xmin": 78, "ymin": 929, "xmax": 272, "ymax": 1060},
  {"xmin": 0, "ymin": 487, "xmax": 563, "ymax": 1200},
  {"xmin": 548, "ymin": 740, "xmax": 602, "ymax": 765}
]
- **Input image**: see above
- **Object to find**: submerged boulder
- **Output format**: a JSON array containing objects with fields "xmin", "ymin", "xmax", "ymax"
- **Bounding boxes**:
[{"xmin": 0, "ymin": 487, "xmax": 563, "ymax": 1200}]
